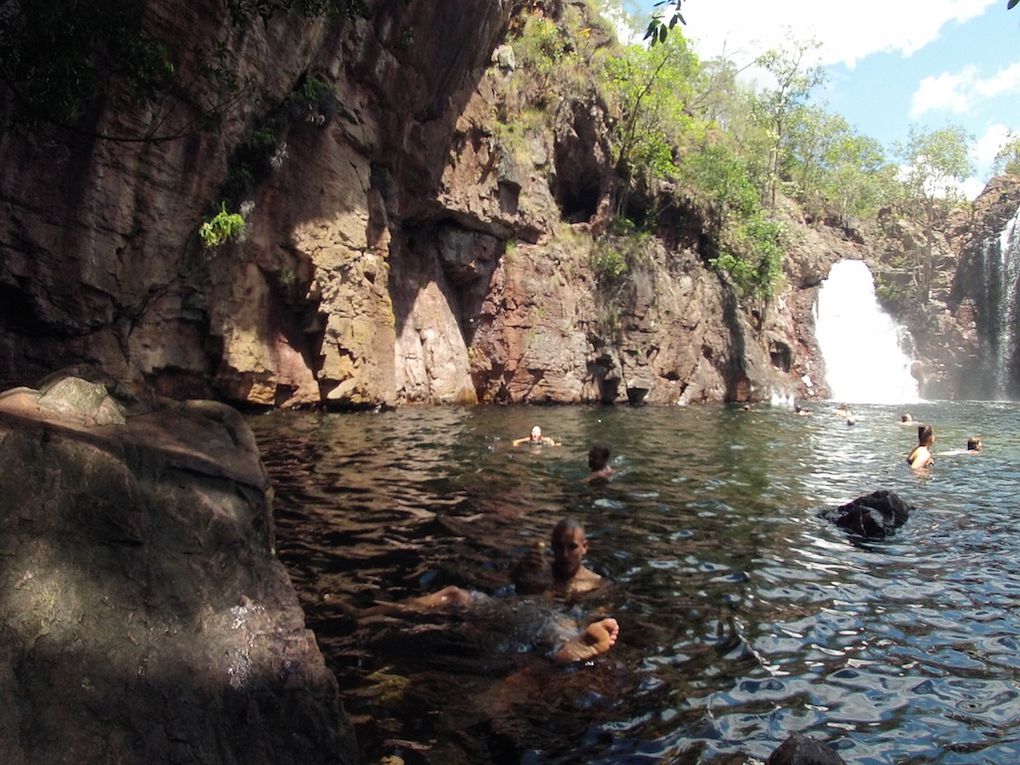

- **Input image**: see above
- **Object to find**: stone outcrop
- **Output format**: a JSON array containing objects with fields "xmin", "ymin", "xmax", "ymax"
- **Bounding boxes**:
[
  {"xmin": 3, "ymin": 0, "xmax": 1001, "ymax": 407},
  {"xmin": 820, "ymin": 490, "xmax": 913, "ymax": 540},
  {"xmin": 0, "ymin": 376, "xmax": 354, "ymax": 764}
]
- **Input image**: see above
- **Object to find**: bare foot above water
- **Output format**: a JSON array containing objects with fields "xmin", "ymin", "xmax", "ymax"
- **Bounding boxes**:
[{"xmin": 552, "ymin": 617, "xmax": 619, "ymax": 664}]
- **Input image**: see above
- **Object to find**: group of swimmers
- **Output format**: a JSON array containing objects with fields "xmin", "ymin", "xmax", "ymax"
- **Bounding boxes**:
[
  {"xmin": 512, "ymin": 425, "xmax": 614, "ymax": 482},
  {"xmin": 902, "ymin": 413, "xmax": 981, "ymax": 470},
  {"xmin": 410, "ymin": 516, "xmax": 619, "ymax": 664}
]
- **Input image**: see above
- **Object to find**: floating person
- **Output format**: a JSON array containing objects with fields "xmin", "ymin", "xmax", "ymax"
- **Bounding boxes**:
[
  {"xmin": 404, "ymin": 518, "xmax": 615, "ymax": 663},
  {"xmin": 512, "ymin": 425, "xmax": 560, "ymax": 447},
  {"xmin": 835, "ymin": 403, "xmax": 852, "ymax": 417},
  {"xmin": 941, "ymin": 436, "xmax": 983, "ymax": 457},
  {"xmin": 583, "ymin": 443, "xmax": 613, "ymax": 482},
  {"xmin": 899, "ymin": 413, "xmax": 914, "ymax": 424},
  {"xmin": 907, "ymin": 424, "xmax": 935, "ymax": 470},
  {"xmin": 794, "ymin": 404, "xmax": 812, "ymax": 416}
]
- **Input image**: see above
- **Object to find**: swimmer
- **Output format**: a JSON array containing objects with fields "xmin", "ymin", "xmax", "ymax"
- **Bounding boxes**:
[
  {"xmin": 406, "ymin": 519, "xmax": 614, "ymax": 663},
  {"xmin": 794, "ymin": 404, "xmax": 811, "ymax": 416},
  {"xmin": 899, "ymin": 413, "xmax": 913, "ymax": 424},
  {"xmin": 583, "ymin": 444, "xmax": 613, "ymax": 482},
  {"xmin": 941, "ymin": 437, "xmax": 982, "ymax": 457},
  {"xmin": 512, "ymin": 517, "xmax": 602, "ymax": 596},
  {"xmin": 512, "ymin": 425, "xmax": 559, "ymax": 447},
  {"xmin": 907, "ymin": 424, "xmax": 935, "ymax": 470}
]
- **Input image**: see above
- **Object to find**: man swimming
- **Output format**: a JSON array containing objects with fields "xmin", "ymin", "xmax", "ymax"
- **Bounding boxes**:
[
  {"xmin": 412, "ymin": 518, "xmax": 616, "ymax": 663},
  {"xmin": 583, "ymin": 444, "xmax": 613, "ymax": 482}
]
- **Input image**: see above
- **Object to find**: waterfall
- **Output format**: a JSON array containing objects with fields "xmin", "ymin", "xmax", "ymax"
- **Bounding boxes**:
[
  {"xmin": 814, "ymin": 259, "xmax": 920, "ymax": 404},
  {"xmin": 982, "ymin": 204, "xmax": 1020, "ymax": 398}
]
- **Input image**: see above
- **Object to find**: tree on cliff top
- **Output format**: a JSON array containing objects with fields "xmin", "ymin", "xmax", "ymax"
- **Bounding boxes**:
[{"xmin": 894, "ymin": 124, "xmax": 973, "ymax": 303}]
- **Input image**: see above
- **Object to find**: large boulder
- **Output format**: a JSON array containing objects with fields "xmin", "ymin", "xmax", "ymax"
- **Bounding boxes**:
[
  {"xmin": 820, "ymin": 490, "xmax": 912, "ymax": 539},
  {"xmin": 0, "ymin": 377, "xmax": 355, "ymax": 765}
]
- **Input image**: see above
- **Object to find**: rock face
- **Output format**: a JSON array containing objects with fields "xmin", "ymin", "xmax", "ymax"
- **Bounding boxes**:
[
  {"xmin": 820, "ymin": 490, "xmax": 913, "ymax": 540},
  {"xmin": 0, "ymin": 377, "xmax": 354, "ymax": 764},
  {"xmin": 2, "ymin": 0, "xmax": 991, "ymax": 407},
  {"xmin": 0, "ymin": 0, "xmax": 850, "ymax": 408}
]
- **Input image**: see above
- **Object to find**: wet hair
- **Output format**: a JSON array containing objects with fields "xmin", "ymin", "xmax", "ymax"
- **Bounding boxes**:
[
  {"xmin": 917, "ymin": 424, "xmax": 934, "ymax": 445},
  {"xmin": 553, "ymin": 517, "xmax": 585, "ymax": 540},
  {"xmin": 900, "ymin": 413, "xmax": 912, "ymax": 423},
  {"xmin": 588, "ymin": 443, "xmax": 611, "ymax": 471},
  {"xmin": 967, "ymin": 437, "xmax": 982, "ymax": 451}
]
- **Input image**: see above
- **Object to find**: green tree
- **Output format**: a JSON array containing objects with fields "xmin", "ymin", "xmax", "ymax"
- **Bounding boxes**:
[
  {"xmin": 600, "ymin": 33, "xmax": 702, "ymax": 211},
  {"xmin": 894, "ymin": 124, "xmax": 974, "ymax": 302},
  {"xmin": 992, "ymin": 133, "xmax": 1020, "ymax": 176},
  {"xmin": 753, "ymin": 39, "xmax": 827, "ymax": 207}
]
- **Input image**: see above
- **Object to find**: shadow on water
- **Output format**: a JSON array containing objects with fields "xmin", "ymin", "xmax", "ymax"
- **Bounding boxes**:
[{"xmin": 249, "ymin": 402, "xmax": 1020, "ymax": 764}]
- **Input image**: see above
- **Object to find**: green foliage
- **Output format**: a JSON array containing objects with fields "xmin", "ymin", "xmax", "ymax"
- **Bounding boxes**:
[
  {"xmin": 681, "ymin": 144, "xmax": 761, "ymax": 225},
  {"xmin": 895, "ymin": 124, "xmax": 973, "ymax": 205},
  {"xmin": 644, "ymin": 0, "xmax": 685, "ymax": 45},
  {"xmin": 711, "ymin": 214, "xmax": 785, "ymax": 299},
  {"xmin": 514, "ymin": 14, "xmax": 568, "ymax": 80},
  {"xmin": 199, "ymin": 204, "xmax": 246, "ymax": 249},
  {"xmin": 992, "ymin": 134, "xmax": 1020, "ymax": 176},
  {"xmin": 592, "ymin": 245, "xmax": 629, "ymax": 284},
  {"xmin": 287, "ymin": 76, "xmax": 334, "ymax": 109}
]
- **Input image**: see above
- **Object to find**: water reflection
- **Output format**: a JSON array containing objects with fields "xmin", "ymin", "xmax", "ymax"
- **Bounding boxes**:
[{"xmin": 249, "ymin": 402, "xmax": 1020, "ymax": 764}]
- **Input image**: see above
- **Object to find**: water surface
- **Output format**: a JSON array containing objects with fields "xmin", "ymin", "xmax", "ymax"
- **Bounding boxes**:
[{"xmin": 249, "ymin": 402, "xmax": 1020, "ymax": 764}]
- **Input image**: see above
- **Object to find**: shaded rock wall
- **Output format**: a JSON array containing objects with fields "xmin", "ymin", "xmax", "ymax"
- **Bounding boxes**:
[
  {"xmin": 0, "ymin": 378, "xmax": 354, "ymax": 764},
  {"xmin": 0, "ymin": 0, "xmax": 887, "ymax": 407}
]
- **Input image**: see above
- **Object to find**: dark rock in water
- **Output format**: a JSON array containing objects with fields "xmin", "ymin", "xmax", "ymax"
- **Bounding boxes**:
[
  {"xmin": 765, "ymin": 733, "xmax": 847, "ymax": 764},
  {"xmin": 821, "ymin": 489, "xmax": 913, "ymax": 539},
  {"xmin": 0, "ymin": 377, "xmax": 356, "ymax": 765}
]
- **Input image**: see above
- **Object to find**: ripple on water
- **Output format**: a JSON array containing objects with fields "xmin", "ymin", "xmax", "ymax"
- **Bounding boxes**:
[{"xmin": 248, "ymin": 402, "xmax": 1020, "ymax": 765}]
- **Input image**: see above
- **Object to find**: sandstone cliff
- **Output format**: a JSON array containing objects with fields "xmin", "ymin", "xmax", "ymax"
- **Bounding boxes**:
[{"xmin": 0, "ymin": 0, "xmax": 958, "ymax": 407}]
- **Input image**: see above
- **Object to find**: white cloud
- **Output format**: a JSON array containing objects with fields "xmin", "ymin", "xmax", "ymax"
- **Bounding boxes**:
[
  {"xmin": 678, "ymin": 0, "xmax": 997, "ymax": 68},
  {"xmin": 911, "ymin": 62, "xmax": 1020, "ymax": 117},
  {"xmin": 971, "ymin": 123, "xmax": 1012, "ymax": 168}
]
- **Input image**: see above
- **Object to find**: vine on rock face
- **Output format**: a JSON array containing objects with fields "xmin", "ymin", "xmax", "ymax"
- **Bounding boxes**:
[{"xmin": 199, "ymin": 204, "xmax": 246, "ymax": 249}]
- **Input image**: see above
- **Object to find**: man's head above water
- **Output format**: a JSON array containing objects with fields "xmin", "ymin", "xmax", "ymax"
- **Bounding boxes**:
[{"xmin": 551, "ymin": 517, "xmax": 589, "ymax": 582}]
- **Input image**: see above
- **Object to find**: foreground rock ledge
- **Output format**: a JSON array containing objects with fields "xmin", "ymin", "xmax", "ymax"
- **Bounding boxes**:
[{"xmin": 0, "ymin": 378, "xmax": 355, "ymax": 765}]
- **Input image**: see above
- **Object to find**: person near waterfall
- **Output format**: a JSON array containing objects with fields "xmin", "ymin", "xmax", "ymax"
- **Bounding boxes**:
[{"xmin": 907, "ymin": 424, "xmax": 935, "ymax": 470}]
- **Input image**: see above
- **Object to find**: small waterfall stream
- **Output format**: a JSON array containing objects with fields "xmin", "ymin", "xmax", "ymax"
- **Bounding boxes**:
[
  {"xmin": 814, "ymin": 259, "xmax": 920, "ymax": 403},
  {"xmin": 981, "ymin": 204, "xmax": 1020, "ymax": 397}
]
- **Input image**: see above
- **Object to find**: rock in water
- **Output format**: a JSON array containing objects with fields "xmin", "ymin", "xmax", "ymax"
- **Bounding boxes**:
[
  {"xmin": 820, "ymin": 489, "xmax": 913, "ymax": 539},
  {"xmin": 765, "ymin": 733, "xmax": 847, "ymax": 764}
]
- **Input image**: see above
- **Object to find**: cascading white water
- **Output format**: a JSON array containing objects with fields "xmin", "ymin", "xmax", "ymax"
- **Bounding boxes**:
[
  {"xmin": 814, "ymin": 259, "xmax": 920, "ymax": 403},
  {"xmin": 987, "ymin": 205, "xmax": 1020, "ymax": 397}
]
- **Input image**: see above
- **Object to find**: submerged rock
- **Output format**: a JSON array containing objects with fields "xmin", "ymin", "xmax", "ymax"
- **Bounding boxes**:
[
  {"xmin": 765, "ymin": 733, "xmax": 847, "ymax": 764},
  {"xmin": 820, "ymin": 489, "xmax": 913, "ymax": 539},
  {"xmin": 0, "ymin": 376, "xmax": 355, "ymax": 764}
]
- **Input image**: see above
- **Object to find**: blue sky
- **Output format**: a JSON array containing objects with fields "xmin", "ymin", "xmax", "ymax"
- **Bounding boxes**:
[{"xmin": 623, "ymin": 0, "xmax": 1020, "ymax": 198}]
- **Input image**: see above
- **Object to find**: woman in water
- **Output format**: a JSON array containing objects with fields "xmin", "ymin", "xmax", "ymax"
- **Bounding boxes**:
[{"xmin": 907, "ymin": 424, "xmax": 935, "ymax": 470}]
